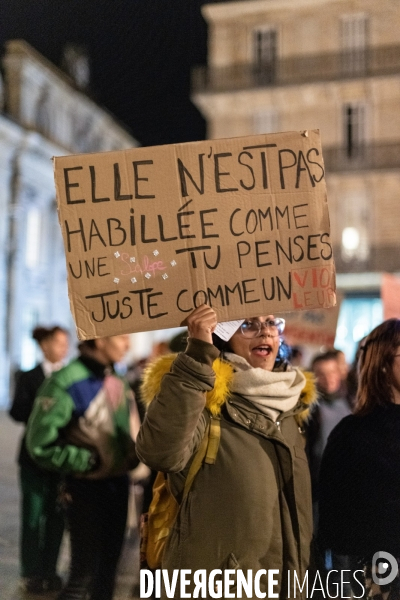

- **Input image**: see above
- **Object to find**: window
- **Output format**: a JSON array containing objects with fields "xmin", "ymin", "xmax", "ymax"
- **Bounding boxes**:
[
  {"xmin": 335, "ymin": 296, "xmax": 382, "ymax": 363},
  {"xmin": 339, "ymin": 191, "xmax": 370, "ymax": 262},
  {"xmin": 253, "ymin": 108, "xmax": 280, "ymax": 135},
  {"xmin": 20, "ymin": 308, "xmax": 40, "ymax": 370},
  {"xmin": 343, "ymin": 102, "xmax": 366, "ymax": 158},
  {"xmin": 25, "ymin": 208, "xmax": 42, "ymax": 268},
  {"xmin": 35, "ymin": 86, "xmax": 51, "ymax": 136},
  {"xmin": 253, "ymin": 27, "xmax": 277, "ymax": 84},
  {"xmin": 340, "ymin": 14, "xmax": 369, "ymax": 75}
]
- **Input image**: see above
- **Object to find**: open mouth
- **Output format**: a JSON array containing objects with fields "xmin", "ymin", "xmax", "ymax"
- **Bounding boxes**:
[{"xmin": 252, "ymin": 344, "xmax": 272, "ymax": 357}]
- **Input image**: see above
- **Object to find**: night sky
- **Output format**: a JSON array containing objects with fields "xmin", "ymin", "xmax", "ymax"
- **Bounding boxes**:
[{"xmin": 1, "ymin": 0, "xmax": 227, "ymax": 146}]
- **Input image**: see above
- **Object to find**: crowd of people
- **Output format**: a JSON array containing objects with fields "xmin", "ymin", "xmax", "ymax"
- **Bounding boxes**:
[{"xmin": 8, "ymin": 310, "xmax": 400, "ymax": 599}]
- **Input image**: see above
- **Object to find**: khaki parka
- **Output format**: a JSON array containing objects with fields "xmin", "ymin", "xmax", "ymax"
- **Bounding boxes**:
[{"xmin": 136, "ymin": 339, "xmax": 317, "ymax": 600}]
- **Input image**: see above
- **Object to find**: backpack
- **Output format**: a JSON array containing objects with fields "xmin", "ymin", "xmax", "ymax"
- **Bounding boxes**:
[{"xmin": 139, "ymin": 414, "xmax": 221, "ymax": 569}]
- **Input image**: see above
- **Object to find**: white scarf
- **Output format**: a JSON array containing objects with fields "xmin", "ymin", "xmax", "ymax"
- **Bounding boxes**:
[
  {"xmin": 42, "ymin": 359, "xmax": 65, "ymax": 377},
  {"xmin": 224, "ymin": 352, "xmax": 306, "ymax": 422}
]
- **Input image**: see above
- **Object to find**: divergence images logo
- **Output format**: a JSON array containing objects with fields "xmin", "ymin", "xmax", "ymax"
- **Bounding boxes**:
[{"xmin": 372, "ymin": 552, "xmax": 399, "ymax": 586}]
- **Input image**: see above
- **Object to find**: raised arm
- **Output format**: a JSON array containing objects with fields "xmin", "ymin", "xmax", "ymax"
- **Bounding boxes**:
[{"xmin": 136, "ymin": 305, "xmax": 219, "ymax": 472}]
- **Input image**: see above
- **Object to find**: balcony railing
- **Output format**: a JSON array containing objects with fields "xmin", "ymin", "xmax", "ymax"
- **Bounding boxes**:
[
  {"xmin": 193, "ymin": 45, "xmax": 400, "ymax": 93},
  {"xmin": 323, "ymin": 142, "xmax": 400, "ymax": 173}
]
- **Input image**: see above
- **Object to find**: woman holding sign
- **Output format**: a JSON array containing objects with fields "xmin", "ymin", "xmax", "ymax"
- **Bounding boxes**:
[{"xmin": 136, "ymin": 304, "xmax": 316, "ymax": 599}]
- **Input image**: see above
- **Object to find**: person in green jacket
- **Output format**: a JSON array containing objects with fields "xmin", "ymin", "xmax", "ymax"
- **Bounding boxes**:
[
  {"xmin": 136, "ymin": 305, "xmax": 316, "ymax": 600},
  {"xmin": 26, "ymin": 334, "xmax": 139, "ymax": 600}
]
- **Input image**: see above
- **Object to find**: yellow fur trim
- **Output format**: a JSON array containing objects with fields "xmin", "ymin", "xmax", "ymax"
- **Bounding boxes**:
[
  {"xmin": 140, "ymin": 354, "xmax": 234, "ymax": 416},
  {"xmin": 140, "ymin": 355, "xmax": 316, "ymax": 420},
  {"xmin": 140, "ymin": 354, "xmax": 177, "ymax": 407},
  {"xmin": 295, "ymin": 371, "xmax": 318, "ymax": 426},
  {"xmin": 205, "ymin": 359, "xmax": 234, "ymax": 416}
]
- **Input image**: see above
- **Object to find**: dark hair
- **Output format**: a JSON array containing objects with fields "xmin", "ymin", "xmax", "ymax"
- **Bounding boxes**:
[
  {"xmin": 32, "ymin": 326, "xmax": 68, "ymax": 345},
  {"xmin": 311, "ymin": 350, "xmax": 340, "ymax": 371},
  {"xmin": 355, "ymin": 318, "xmax": 400, "ymax": 415},
  {"xmin": 290, "ymin": 346, "xmax": 303, "ymax": 360},
  {"xmin": 212, "ymin": 332, "xmax": 291, "ymax": 368},
  {"xmin": 78, "ymin": 339, "xmax": 97, "ymax": 352}
]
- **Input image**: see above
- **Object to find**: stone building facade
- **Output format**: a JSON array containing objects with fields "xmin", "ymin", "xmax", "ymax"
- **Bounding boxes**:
[
  {"xmin": 192, "ymin": 0, "xmax": 400, "ymax": 357},
  {"xmin": 0, "ymin": 40, "xmax": 137, "ymax": 406}
]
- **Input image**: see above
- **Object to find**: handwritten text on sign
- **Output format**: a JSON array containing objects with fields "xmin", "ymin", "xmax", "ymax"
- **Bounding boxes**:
[{"xmin": 54, "ymin": 130, "xmax": 336, "ymax": 339}]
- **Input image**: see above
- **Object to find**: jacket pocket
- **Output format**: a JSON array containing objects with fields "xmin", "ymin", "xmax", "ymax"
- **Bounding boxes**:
[
  {"xmin": 294, "ymin": 445, "xmax": 308, "ymax": 461},
  {"xmin": 220, "ymin": 554, "xmax": 268, "ymax": 598},
  {"xmin": 226, "ymin": 552, "xmax": 240, "ymax": 570},
  {"xmin": 214, "ymin": 553, "xmax": 241, "ymax": 597}
]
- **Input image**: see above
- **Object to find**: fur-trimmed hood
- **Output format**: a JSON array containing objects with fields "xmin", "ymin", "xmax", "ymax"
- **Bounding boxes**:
[{"xmin": 140, "ymin": 353, "xmax": 317, "ymax": 426}]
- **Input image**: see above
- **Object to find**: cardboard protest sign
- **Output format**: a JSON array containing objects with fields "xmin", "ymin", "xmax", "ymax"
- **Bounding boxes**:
[
  {"xmin": 53, "ymin": 130, "xmax": 336, "ymax": 339},
  {"xmin": 283, "ymin": 293, "xmax": 342, "ymax": 348},
  {"xmin": 381, "ymin": 273, "xmax": 400, "ymax": 319}
]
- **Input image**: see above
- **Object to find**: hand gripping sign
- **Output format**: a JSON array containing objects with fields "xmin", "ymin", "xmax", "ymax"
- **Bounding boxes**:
[{"xmin": 53, "ymin": 130, "xmax": 336, "ymax": 339}]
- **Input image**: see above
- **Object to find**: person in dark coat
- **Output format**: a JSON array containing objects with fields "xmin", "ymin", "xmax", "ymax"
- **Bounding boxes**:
[
  {"xmin": 305, "ymin": 351, "xmax": 353, "ymax": 597},
  {"xmin": 9, "ymin": 325, "xmax": 69, "ymax": 594},
  {"xmin": 306, "ymin": 350, "xmax": 353, "ymax": 503},
  {"xmin": 26, "ymin": 335, "xmax": 139, "ymax": 600},
  {"xmin": 318, "ymin": 319, "xmax": 400, "ymax": 599}
]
